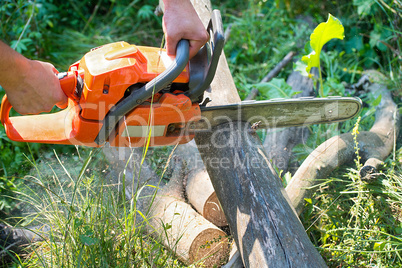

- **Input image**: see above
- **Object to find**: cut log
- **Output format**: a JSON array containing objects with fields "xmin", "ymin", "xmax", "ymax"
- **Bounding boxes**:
[
  {"xmin": 186, "ymin": 169, "xmax": 228, "ymax": 227},
  {"xmin": 195, "ymin": 121, "xmax": 327, "ymax": 267},
  {"xmin": 174, "ymin": 141, "xmax": 228, "ymax": 227},
  {"xmin": 286, "ymin": 78, "xmax": 400, "ymax": 214},
  {"xmin": 149, "ymin": 197, "xmax": 229, "ymax": 266},
  {"xmin": 148, "ymin": 164, "xmax": 229, "ymax": 267}
]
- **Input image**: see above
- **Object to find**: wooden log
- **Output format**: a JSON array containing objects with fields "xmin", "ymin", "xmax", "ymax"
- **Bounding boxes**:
[
  {"xmin": 195, "ymin": 121, "xmax": 327, "ymax": 267},
  {"xmin": 173, "ymin": 141, "xmax": 228, "ymax": 227},
  {"xmin": 103, "ymin": 147, "xmax": 229, "ymax": 266},
  {"xmin": 359, "ymin": 157, "xmax": 384, "ymax": 181},
  {"xmin": 285, "ymin": 79, "xmax": 400, "ymax": 214},
  {"xmin": 186, "ymin": 168, "xmax": 228, "ymax": 227},
  {"xmin": 149, "ymin": 195, "xmax": 229, "ymax": 266},
  {"xmin": 147, "ymin": 161, "xmax": 229, "ymax": 267}
]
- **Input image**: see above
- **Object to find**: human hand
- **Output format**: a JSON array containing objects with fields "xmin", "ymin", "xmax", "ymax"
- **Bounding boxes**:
[
  {"xmin": 3, "ymin": 59, "xmax": 68, "ymax": 115},
  {"xmin": 162, "ymin": 0, "xmax": 209, "ymax": 59}
]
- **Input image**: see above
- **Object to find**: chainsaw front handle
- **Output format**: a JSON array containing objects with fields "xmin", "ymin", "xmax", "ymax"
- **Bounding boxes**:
[{"xmin": 94, "ymin": 39, "xmax": 190, "ymax": 145}]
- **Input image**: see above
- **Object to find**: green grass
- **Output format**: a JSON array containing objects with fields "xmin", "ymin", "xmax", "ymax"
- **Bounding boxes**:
[
  {"xmin": 0, "ymin": 0, "xmax": 401, "ymax": 267},
  {"xmin": 6, "ymin": 148, "xmax": 188, "ymax": 267},
  {"xmin": 302, "ymin": 148, "xmax": 402, "ymax": 267}
]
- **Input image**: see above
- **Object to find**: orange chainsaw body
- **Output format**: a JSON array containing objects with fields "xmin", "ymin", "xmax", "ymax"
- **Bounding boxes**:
[{"xmin": 0, "ymin": 41, "xmax": 201, "ymax": 147}]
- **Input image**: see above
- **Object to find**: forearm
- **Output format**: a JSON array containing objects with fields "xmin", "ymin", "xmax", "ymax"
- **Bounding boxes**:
[
  {"xmin": 0, "ymin": 41, "xmax": 67, "ymax": 114},
  {"xmin": 0, "ymin": 41, "xmax": 30, "ymax": 92},
  {"xmin": 163, "ymin": 0, "xmax": 191, "ymax": 9}
]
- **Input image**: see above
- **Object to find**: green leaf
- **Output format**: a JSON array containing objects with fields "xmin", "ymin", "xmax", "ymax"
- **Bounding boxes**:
[
  {"xmin": 369, "ymin": 25, "xmax": 391, "ymax": 52},
  {"xmin": 324, "ymin": 77, "xmax": 346, "ymax": 96},
  {"xmin": 301, "ymin": 14, "xmax": 345, "ymax": 73},
  {"xmin": 373, "ymin": 241, "xmax": 386, "ymax": 251},
  {"xmin": 164, "ymin": 223, "xmax": 172, "ymax": 230},
  {"xmin": 137, "ymin": 5, "xmax": 154, "ymax": 20},
  {"xmin": 253, "ymin": 78, "xmax": 298, "ymax": 99},
  {"xmin": 371, "ymin": 94, "xmax": 382, "ymax": 107},
  {"xmin": 353, "ymin": 0, "xmax": 375, "ymax": 16}
]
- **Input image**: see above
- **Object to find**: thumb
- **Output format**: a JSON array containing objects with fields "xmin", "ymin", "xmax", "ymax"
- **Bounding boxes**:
[{"xmin": 56, "ymin": 98, "xmax": 68, "ymax": 109}]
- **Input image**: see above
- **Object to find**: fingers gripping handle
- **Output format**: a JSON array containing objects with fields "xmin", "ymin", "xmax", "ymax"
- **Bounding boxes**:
[
  {"xmin": 58, "ymin": 71, "xmax": 83, "ymax": 101},
  {"xmin": 0, "ymin": 71, "xmax": 79, "ymax": 139}
]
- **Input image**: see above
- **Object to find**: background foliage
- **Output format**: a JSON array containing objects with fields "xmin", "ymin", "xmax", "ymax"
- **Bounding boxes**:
[{"xmin": 0, "ymin": 0, "xmax": 401, "ymax": 267}]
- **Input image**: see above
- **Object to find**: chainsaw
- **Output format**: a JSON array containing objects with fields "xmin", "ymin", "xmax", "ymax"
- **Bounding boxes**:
[{"xmin": 0, "ymin": 10, "xmax": 361, "ymax": 148}]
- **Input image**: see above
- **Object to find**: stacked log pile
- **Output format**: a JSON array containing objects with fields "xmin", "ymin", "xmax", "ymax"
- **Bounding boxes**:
[{"xmin": 104, "ymin": 146, "xmax": 229, "ymax": 267}]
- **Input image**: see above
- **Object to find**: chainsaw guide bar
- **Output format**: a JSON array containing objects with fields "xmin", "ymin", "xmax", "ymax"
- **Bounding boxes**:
[{"xmin": 194, "ymin": 97, "xmax": 362, "ymax": 131}]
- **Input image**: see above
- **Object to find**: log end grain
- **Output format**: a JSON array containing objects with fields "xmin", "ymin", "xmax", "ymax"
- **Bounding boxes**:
[
  {"xmin": 204, "ymin": 192, "xmax": 228, "ymax": 227},
  {"xmin": 189, "ymin": 227, "xmax": 229, "ymax": 267},
  {"xmin": 151, "ymin": 197, "xmax": 229, "ymax": 267}
]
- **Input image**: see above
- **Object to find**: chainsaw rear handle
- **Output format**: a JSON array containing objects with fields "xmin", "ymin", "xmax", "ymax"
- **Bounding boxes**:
[
  {"xmin": 0, "ymin": 70, "xmax": 79, "ymax": 127},
  {"xmin": 0, "ymin": 67, "xmax": 84, "ymax": 135},
  {"xmin": 94, "ymin": 39, "xmax": 190, "ymax": 145}
]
